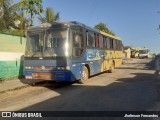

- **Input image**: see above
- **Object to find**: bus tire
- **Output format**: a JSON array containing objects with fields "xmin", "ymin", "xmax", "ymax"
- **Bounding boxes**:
[
  {"xmin": 79, "ymin": 66, "xmax": 89, "ymax": 84},
  {"xmin": 29, "ymin": 82, "xmax": 36, "ymax": 86},
  {"xmin": 108, "ymin": 62, "xmax": 115, "ymax": 73}
]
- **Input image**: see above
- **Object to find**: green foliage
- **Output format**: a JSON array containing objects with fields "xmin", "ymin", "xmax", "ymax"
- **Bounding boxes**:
[
  {"xmin": 94, "ymin": 22, "xmax": 115, "ymax": 36},
  {"xmin": 38, "ymin": 7, "xmax": 60, "ymax": 23},
  {"xmin": 153, "ymin": 53, "xmax": 156, "ymax": 56},
  {"xmin": 20, "ymin": 0, "xmax": 44, "ymax": 25},
  {"xmin": 0, "ymin": 0, "xmax": 28, "ymax": 35},
  {"xmin": 46, "ymin": 8, "xmax": 54, "ymax": 22},
  {"xmin": 0, "ymin": 0, "xmax": 18, "ymax": 31},
  {"xmin": 0, "ymin": 29, "xmax": 25, "ymax": 36},
  {"xmin": 15, "ymin": 12, "xmax": 30, "ymax": 31}
]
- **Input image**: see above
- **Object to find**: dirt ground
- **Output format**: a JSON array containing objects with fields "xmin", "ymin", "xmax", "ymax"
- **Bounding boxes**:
[{"xmin": 1, "ymin": 58, "xmax": 160, "ymax": 119}]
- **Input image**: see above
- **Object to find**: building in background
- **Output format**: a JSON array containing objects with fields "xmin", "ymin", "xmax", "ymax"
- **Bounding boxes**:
[{"xmin": 123, "ymin": 46, "xmax": 133, "ymax": 59}]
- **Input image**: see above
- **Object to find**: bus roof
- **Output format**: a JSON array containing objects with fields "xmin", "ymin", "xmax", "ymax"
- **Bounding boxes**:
[
  {"xmin": 100, "ymin": 31, "xmax": 121, "ymax": 40},
  {"xmin": 27, "ymin": 21, "xmax": 98, "ymax": 32},
  {"xmin": 28, "ymin": 21, "xmax": 121, "ymax": 40}
]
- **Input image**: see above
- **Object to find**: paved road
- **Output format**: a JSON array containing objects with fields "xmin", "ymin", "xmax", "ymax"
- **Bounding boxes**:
[{"xmin": 1, "ymin": 58, "xmax": 160, "ymax": 119}]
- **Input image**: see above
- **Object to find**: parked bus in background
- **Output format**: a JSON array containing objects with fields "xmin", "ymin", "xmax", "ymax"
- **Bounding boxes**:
[
  {"xmin": 138, "ymin": 48, "xmax": 149, "ymax": 59},
  {"xmin": 23, "ymin": 21, "xmax": 123, "ymax": 84}
]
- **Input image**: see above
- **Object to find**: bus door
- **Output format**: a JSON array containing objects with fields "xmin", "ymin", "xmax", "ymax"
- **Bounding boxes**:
[
  {"xmin": 92, "ymin": 34, "xmax": 104, "ymax": 74},
  {"xmin": 71, "ymin": 27, "xmax": 85, "ymax": 79}
]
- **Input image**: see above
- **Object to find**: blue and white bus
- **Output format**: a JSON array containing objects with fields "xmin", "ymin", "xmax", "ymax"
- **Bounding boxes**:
[{"xmin": 24, "ymin": 21, "xmax": 123, "ymax": 84}]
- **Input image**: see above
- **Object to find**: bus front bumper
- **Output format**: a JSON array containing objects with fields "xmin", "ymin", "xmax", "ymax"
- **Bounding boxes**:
[{"xmin": 24, "ymin": 70, "xmax": 72, "ymax": 82}]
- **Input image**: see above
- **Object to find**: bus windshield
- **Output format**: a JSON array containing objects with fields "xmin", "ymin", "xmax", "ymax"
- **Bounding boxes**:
[
  {"xmin": 25, "ymin": 28, "xmax": 68, "ymax": 57},
  {"xmin": 139, "ymin": 50, "xmax": 148, "ymax": 54},
  {"xmin": 44, "ymin": 28, "xmax": 68, "ymax": 57},
  {"xmin": 25, "ymin": 31, "xmax": 44, "ymax": 57}
]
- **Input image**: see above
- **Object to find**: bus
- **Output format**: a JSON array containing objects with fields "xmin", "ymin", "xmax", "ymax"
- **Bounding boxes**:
[
  {"xmin": 138, "ymin": 48, "xmax": 149, "ymax": 59},
  {"xmin": 24, "ymin": 21, "xmax": 123, "ymax": 84}
]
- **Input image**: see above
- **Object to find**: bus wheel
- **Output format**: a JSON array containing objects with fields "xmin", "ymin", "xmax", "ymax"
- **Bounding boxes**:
[
  {"xmin": 79, "ymin": 66, "xmax": 89, "ymax": 84},
  {"xmin": 29, "ymin": 82, "xmax": 36, "ymax": 86},
  {"xmin": 108, "ymin": 62, "xmax": 115, "ymax": 73}
]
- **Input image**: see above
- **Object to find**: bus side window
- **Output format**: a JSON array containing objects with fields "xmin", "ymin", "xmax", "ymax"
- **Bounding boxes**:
[
  {"xmin": 113, "ymin": 39, "xmax": 117, "ymax": 50},
  {"xmin": 116, "ymin": 41, "xmax": 119, "ymax": 50},
  {"xmin": 73, "ymin": 32, "xmax": 81, "ymax": 47},
  {"xmin": 107, "ymin": 37, "xmax": 110, "ymax": 49},
  {"xmin": 99, "ymin": 35, "xmax": 103, "ymax": 48},
  {"xmin": 95, "ymin": 34, "xmax": 99, "ymax": 48},
  {"xmin": 120, "ymin": 41, "xmax": 123, "ymax": 50},
  {"xmin": 110, "ymin": 38, "xmax": 113, "ymax": 49},
  {"xmin": 86, "ymin": 31, "xmax": 88, "ymax": 46},
  {"xmin": 103, "ymin": 37, "xmax": 106, "ymax": 48},
  {"xmin": 116, "ymin": 40, "xmax": 118, "ymax": 50},
  {"xmin": 118, "ymin": 41, "xmax": 120, "ymax": 50},
  {"xmin": 87, "ymin": 32, "xmax": 95, "ymax": 47},
  {"xmin": 73, "ymin": 31, "xmax": 84, "ymax": 57}
]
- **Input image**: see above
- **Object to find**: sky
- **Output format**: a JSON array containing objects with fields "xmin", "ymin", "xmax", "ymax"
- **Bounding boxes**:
[{"xmin": 14, "ymin": 0, "xmax": 160, "ymax": 54}]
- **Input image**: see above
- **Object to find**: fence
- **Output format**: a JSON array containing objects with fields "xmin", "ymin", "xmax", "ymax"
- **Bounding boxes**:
[
  {"xmin": 0, "ymin": 33, "xmax": 26, "ymax": 81},
  {"xmin": 0, "ymin": 60, "xmax": 23, "ymax": 80}
]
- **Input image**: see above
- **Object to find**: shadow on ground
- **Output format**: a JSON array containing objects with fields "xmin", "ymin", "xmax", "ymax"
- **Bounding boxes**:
[
  {"xmin": 117, "ymin": 58, "xmax": 155, "ymax": 70},
  {"xmin": 5, "ymin": 58, "xmax": 159, "ymax": 120},
  {"xmin": 19, "ymin": 73, "xmax": 158, "ymax": 110},
  {"xmin": 16, "ymin": 59, "xmax": 160, "ymax": 112}
]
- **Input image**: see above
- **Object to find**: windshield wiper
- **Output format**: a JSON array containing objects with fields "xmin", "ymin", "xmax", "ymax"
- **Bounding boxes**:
[{"xmin": 30, "ymin": 50, "xmax": 43, "ymax": 59}]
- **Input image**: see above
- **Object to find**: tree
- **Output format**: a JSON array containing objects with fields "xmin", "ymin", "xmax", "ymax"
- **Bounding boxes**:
[
  {"xmin": 38, "ymin": 7, "xmax": 60, "ymax": 23},
  {"xmin": 94, "ymin": 22, "xmax": 115, "ymax": 36},
  {"xmin": 0, "ymin": 0, "xmax": 32, "ymax": 36},
  {"xmin": 20, "ymin": 0, "xmax": 44, "ymax": 26},
  {"xmin": 15, "ymin": 11, "xmax": 31, "ymax": 35},
  {"xmin": 0, "ymin": 0, "xmax": 18, "ymax": 31}
]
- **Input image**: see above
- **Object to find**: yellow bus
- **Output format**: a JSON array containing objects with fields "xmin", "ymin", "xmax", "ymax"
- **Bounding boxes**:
[{"xmin": 100, "ymin": 31, "xmax": 122, "ymax": 73}]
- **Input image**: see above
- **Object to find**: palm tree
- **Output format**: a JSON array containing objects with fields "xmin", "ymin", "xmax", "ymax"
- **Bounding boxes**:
[
  {"xmin": 38, "ymin": 7, "xmax": 60, "ymax": 23},
  {"xmin": 19, "ymin": 0, "xmax": 44, "ymax": 26}
]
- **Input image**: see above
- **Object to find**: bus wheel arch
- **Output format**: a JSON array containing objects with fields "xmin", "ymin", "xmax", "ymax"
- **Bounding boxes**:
[
  {"xmin": 108, "ymin": 60, "xmax": 115, "ymax": 73},
  {"xmin": 79, "ymin": 64, "xmax": 90, "ymax": 84},
  {"xmin": 84, "ymin": 64, "xmax": 90, "ymax": 78},
  {"xmin": 113, "ymin": 60, "xmax": 115, "ymax": 68}
]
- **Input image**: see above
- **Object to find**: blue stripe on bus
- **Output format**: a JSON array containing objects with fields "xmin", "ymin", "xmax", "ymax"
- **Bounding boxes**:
[{"xmin": 24, "ymin": 49, "xmax": 121, "ymax": 82}]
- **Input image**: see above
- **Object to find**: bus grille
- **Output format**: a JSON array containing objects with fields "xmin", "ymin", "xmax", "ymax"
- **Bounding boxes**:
[
  {"xmin": 32, "ymin": 72, "xmax": 54, "ymax": 80},
  {"xmin": 33, "ymin": 66, "xmax": 43, "ymax": 70},
  {"xmin": 33, "ymin": 66, "xmax": 56, "ymax": 70}
]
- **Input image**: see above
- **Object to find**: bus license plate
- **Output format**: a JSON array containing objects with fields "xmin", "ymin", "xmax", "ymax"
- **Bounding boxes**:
[{"xmin": 32, "ymin": 73, "xmax": 54, "ymax": 80}]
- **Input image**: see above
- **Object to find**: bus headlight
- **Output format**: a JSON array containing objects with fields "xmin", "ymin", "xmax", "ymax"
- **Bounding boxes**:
[
  {"xmin": 66, "ymin": 66, "xmax": 70, "ymax": 70},
  {"xmin": 61, "ymin": 67, "xmax": 65, "ymax": 70},
  {"xmin": 25, "ymin": 66, "xmax": 32, "ymax": 69},
  {"xmin": 56, "ymin": 67, "xmax": 67, "ymax": 70}
]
